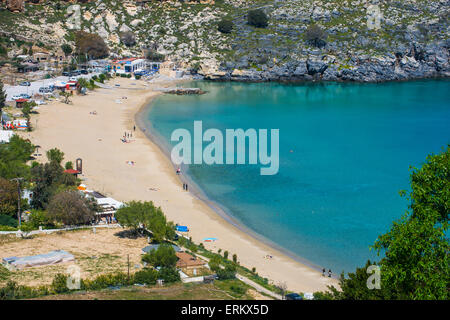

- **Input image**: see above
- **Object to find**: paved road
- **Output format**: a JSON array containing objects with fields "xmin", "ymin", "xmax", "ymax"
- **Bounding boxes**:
[{"xmin": 4, "ymin": 73, "xmax": 101, "ymax": 101}]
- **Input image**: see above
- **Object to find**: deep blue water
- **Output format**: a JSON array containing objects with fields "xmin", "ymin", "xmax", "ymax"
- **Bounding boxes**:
[{"xmin": 143, "ymin": 80, "xmax": 450, "ymax": 273}]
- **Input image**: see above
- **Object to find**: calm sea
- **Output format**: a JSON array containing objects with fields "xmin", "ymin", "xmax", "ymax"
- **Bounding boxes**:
[{"xmin": 141, "ymin": 80, "xmax": 450, "ymax": 273}]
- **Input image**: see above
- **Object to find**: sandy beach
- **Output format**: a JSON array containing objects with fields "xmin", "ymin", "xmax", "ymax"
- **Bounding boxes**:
[{"xmin": 20, "ymin": 77, "xmax": 338, "ymax": 293}]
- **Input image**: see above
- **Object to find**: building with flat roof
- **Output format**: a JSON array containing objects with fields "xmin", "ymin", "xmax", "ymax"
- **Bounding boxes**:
[{"xmin": 112, "ymin": 58, "xmax": 148, "ymax": 74}]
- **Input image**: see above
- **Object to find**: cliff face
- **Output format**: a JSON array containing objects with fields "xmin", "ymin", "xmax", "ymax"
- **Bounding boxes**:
[{"xmin": 0, "ymin": 0, "xmax": 448, "ymax": 82}]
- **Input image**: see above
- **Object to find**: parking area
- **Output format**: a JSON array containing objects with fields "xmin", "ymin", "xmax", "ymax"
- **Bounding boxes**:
[{"xmin": 4, "ymin": 72, "xmax": 101, "ymax": 102}]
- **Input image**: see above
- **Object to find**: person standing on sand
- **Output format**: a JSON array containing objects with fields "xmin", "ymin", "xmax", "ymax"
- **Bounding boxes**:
[
  {"xmin": 322, "ymin": 268, "xmax": 326, "ymax": 277},
  {"xmin": 134, "ymin": 125, "xmax": 136, "ymax": 131},
  {"xmin": 328, "ymin": 269, "xmax": 332, "ymax": 278}
]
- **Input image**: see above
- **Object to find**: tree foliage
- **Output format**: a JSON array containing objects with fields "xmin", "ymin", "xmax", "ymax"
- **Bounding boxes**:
[
  {"xmin": 75, "ymin": 31, "xmax": 109, "ymax": 59},
  {"xmin": 0, "ymin": 135, "xmax": 33, "ymax": 179},
  {"xmin": 46, "ymin": 191, "xmax": 96, "ymax": 226},
  {"xmin": 0, "ymin": 178, "xmax": 18, "ymax": 217},
  {"xmin": 305, "ymin": 24, "xmax": 327, "ymax": 48},
  {"xmin": 141, "ymin": 244, "xmax": 178, "ymax": 269},
  {"xmin": 115, "ymin": 201, "xmax": 175, "ymax": 243},
  {"xmin": 247, "ymin": 9, "xmax": 268, "ymax": 28},
  {"xmin": 218, "ymin": 18, "xmax": 233, "ymax": 34},
  {"xmin": 61, "ymin": 44, "xmax": 72, "ymax": 56}
]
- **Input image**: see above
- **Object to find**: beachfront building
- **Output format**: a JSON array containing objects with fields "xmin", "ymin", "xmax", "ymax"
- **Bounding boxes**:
[{"xmin": 112, "ymin": 58, "xmax": 148, "ymax": 74}]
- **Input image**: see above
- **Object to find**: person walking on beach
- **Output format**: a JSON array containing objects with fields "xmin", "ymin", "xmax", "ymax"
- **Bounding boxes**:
[
  {"xmin": 328, "ymin": 269, "xmax": 332, "ymax": 278},
  {"xmin": 322, "ymin": 268, "xmax": 326, "ymax": 277},
  {"xmin": 133, "ymin": 125, "xmax": 136, "ymax": 131},
  {"xmin": 185, "ymin": 184, "xmax": 188, "ymax": 191}
]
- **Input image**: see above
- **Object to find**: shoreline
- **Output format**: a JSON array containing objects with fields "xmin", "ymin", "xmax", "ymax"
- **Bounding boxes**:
[
  {"xmin": 22, "ymin": 77, "xmax": 339, "ymax": 293},
  {"xmin": 134, "ymin": 93, "xmax": 338, "ymax": 276}
]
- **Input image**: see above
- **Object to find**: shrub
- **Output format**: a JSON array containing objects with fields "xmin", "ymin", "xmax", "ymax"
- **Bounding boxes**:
[
  {"xmin": 158, "ymin": 267, "xmax": 180, "ymax": 283},
  {"xmin": 142, "ymin": 244, "xmax": 178, "ymax": 268},
  {"xmin": 98, "ymin": 73, "xmax": 106, "ymax": 83},
  {"xmin": 134, "ymin": 268, "xmax": 158, "ymax": 285},
  {"xmin": 83, "ymin": 272, "xmax": 129, "ymax": 290},
  {"xmin": 217, "ymin": 264, "xmax": 236, "ymax": 280},
  {"xmin": 0, "ymin": 178, "xmax": 18, "ymax": 217},
  {"xmin": 51, "ymin": 274, "xmax": 69, "ymax": 294},
  {"xmin": 218, "ymin": 18, "xmax": 233, "ymax": 33},
  {"xmin": 248, "ymin": 9, "xmax": 268, "ymax": 28},
  {"xmin": 135, "ymin": 75, "xmax": 141, "ymax": 80},
  {"xmin": 126, "ymin": 74, "xmax": 131, "ymax": 79},
  {"xmin": 0, "ymin": 214, "xmax": 18, "ymax": 228},
  {"xmin": 305, "ymin": 24, "xmax": 327, "ymax": 48},
  {"xmin": 47, "ymin": 191, "xmax": 96, "ymax": 226}
]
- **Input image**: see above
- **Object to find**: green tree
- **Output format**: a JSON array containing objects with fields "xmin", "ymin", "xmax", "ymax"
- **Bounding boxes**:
[
  {"xmin": 141, "ymin": 244, "xmax": 178, "ymax": 269},
  {"xmin": 158, "ymin": 267, "xmax": 180, "ymax": 283},
  {"xmin": 217, "ymin": 264, "xmax": 237, "ymax": 280},
  {"xmin": 46, "ymin": 148, "xmax": 64, "ymax": 165},
  {"xmin": 0, "ymin": 177, "xmax": 19, "ymax": 217},
  {"xmin": 218, "ymin": 18, "xmax": 233, "ymax": 34},
  {"xmin": 247, "ymin": 9, "xmax": 268, "ymax": 28},
  {"xmin": 305, "ymin": 24, "xmax": 327, "ymax": 48},
  {"xmin": 75, "ymin": 31, "xmax": 109, "ymax": 59},
  {"xmin": 61, "ymin": 44, "xmax": 73, "ymax": 56},
  {"xmin": 115, "ymin": 201, "xmax": 174, "ymax": 242},
  {"xmin": 0, "ymin": 135, "xmax": 33, "ymax": 179},
  {"xmin": 46, "ymin": 190, "xmax": 96, "ymax": 226}
]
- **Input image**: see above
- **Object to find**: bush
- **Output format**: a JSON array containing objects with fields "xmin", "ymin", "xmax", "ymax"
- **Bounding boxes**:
[
  {"xmin": 305, "ymin": 24, "xmax": 327, "ymax": 48},
  {"xmin": 135, "ymin": 75, "xmax": 141, "ymax": 80},
  {"xmin": 247, "ymin": 9, "xmax": 268, "ymax": 28},
  {"xmin": 126, "ymin": 74, "xmax": 131, "ymax": 79},
  {"xmin": 0, "ymin": 214, "xmax": 18, "ymax": 228},
  {"xmin": 134, "ymin": 268, "xmax": 158, "ymax": 285},
  {"xmin": 51, "ymin": 274, "xmax": 69, "ymax": 294},
  {"xmin": 83, "ymin": 272, "xmax": 129, "ymax": 291},
  {"xmin": 158, "ymin": 267, "xmax": 180, "ymax": 283},
  {"xmin": 142, "ymin": 244, "xmax": 178, "ymax": 268},
  {"xmin": 217, "ymin": 264, "xmax": 236, "ymax": 280},
  {"xmin": 47, "ymin": 191, "xmax": 96, "ymax": 226},
  {"xmin": 218, "ymin": 19, "xmax": 233, "ymax": 34}
]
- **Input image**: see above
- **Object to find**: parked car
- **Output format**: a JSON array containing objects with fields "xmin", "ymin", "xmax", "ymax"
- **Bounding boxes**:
[
  {"xmin": 19, "ymin": 81, "xmax": 31, "ymax": 86},
  {"xmin": 72, "ymin": 70, "xmax": 81, "ymax": 76},
  {"xmin": 11, "ymin": 95, "xmax": 22, "ymax": 100},
  {"xmin": 62, "ymin": 71, "xmax": 70, "ymax": 76},
  {"xmin": 285, "ymin": 293, "xmax": 303, "ymax": 300},
  {"xmin": 80, "ymin": 69, "xmax": 88, "ymax": 75},
  {"xmin": 69, "ymin": 77, "xmax": 78, "ymax": 82},
  {"xmin": 39, "ymin": 87, "xmax": 52, "ymax": 93},
  {"xmin": 19, "ymin": 93, "xmax": 31, "ymax": 99},
  {"xmin": 34, "ymin": 100, "xmax": 47, "ymax": 105}
]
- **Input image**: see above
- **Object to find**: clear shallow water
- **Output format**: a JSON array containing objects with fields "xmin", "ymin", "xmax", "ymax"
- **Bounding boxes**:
[{"xmin": 143, "ymin": 80, "xmax": 450, "ymax": 273}]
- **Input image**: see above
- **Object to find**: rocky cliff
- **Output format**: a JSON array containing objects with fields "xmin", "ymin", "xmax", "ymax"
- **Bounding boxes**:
[{"xmin": 0, "ymin": 0, "xmax": 448, "ymax": 82}]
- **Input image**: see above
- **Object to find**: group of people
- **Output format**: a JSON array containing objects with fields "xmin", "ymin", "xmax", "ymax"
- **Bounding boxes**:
[
  {"xmin": 322, "ymin": 268, "xmax": 332, "ymax": 278},
  {"xmin": 182, "ymin": 183, "xmax": 189, "ymax": 191}
]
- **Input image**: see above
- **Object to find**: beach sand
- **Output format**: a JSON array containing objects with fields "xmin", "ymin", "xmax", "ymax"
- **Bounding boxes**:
[{"xmin": 20, "ymin": 77, "xmax": 339, "ymax": 293}]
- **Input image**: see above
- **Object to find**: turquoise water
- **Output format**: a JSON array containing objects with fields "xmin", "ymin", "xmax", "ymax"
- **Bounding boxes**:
[{"xmin": 143, "ymin": 80, "xmax": 450, "ymax": 273}]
